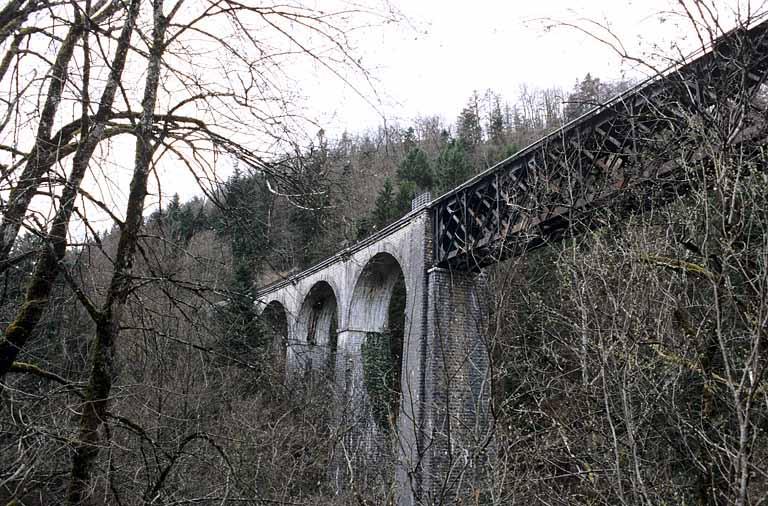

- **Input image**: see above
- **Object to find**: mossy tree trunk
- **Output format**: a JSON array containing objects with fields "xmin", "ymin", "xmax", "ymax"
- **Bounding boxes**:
[
  {"xmin": 0, "ymin": 0, "xmax": 119, "ymax": 273},
  {"xmin": 0, "ymin": 0, "xmax": 140, "ymax": 383},
  {"xmin": 65, "ymin": 0, "xmax": 167, "ymax": 502}
]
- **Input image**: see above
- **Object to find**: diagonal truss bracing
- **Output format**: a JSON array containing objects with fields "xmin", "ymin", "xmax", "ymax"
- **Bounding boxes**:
[{"xmin": 433, "ymin": 19, "xmax": 768, "ymax": 271}]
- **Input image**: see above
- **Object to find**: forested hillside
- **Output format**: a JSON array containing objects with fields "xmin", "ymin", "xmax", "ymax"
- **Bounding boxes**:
[
  {"xmin": 2, "ymin": 0, "xmax": 768, "ymax": 504},
  {"xmin": 210, "ymin": 78, "xmax": 633, "ymax": 285}
]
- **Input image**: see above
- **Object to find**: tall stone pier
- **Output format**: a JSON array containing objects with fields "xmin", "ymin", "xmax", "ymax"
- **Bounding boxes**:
[{"xmin": 421, "ymin": 268, "xmax": 492, "ymax": 503}]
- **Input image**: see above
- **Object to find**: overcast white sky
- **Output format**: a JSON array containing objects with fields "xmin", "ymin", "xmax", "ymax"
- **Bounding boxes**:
[{"xmin": 306, "ymin": 0, "xmax": 762, "ymax": 133}]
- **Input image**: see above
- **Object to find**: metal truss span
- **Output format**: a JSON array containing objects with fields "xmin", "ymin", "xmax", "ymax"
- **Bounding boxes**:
[{"xmin": 433, "ymin": 19, "xmax": 768, "ymax": 271}]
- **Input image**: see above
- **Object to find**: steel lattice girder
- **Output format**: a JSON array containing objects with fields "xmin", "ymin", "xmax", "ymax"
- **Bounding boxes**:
[{"xmin": 433, "ymin": 19, "xmax": 768, "ymax": 271}]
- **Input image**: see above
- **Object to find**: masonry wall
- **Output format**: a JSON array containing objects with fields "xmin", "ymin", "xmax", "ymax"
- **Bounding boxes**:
[
  {"xmin": 421, "ymin": 267, "xmax": 492, "ymax": 504},
  {"xmin": 255, "ymin": 210, "xmax": 432, "ymax": 503}
]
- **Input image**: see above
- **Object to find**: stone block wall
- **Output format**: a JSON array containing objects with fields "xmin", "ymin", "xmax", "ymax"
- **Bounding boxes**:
[
  {"xmin": 331, "ymin": 330, "xmax": 395, "ymax": 492},
  {"xmin": 421, "ymin": 267, "xmax": 492, "ymax": 504}
]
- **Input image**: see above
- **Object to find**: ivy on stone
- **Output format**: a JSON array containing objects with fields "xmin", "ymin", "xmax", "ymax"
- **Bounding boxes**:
[{"xmin": 362, "ymin": 330, "xmax": 396, "ymax": 431}]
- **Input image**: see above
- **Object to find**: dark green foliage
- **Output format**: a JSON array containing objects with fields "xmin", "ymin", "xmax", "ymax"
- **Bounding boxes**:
[
  {"xmin": 402, "ymin": 126, "xmax": 417, "ymax": 152},
  {"xmin": 163, "ymin": 193, "xmax": 206, "ymax": 242},
  {"xmin": 370, "ymin": 176, "xmax": 417, "ymax": 234},
  {"xmin": 212, "ymin": 168, "xmax": 275, "ymax": 369},
  {"xmin": 361, "ymin": 275, "xmax": 405, "ymax": 432},
  {"xmin": 8, "ymin": 58, "xmax": 767, "ymax": 504},
  {"xmin": 436, "ymin": 139, "xmax": 472, "ymax": 191},
  {"xmin": 289, "ymin": 204, "xmax": 328, "ymax": 267},
  {"xmin": 360, "ymin": 85, "xmax": 581, "ymax": 232},
  {"xmin": 499, "ymin": 143, "xmax": 519, "ymax": 160},
  {"xmin": 457, "ymin": 92, "xmax": 483, "ymax": 148},
  {"xmin": 371, "ymin": 178, "xmax": 404, "ymax": 230},
  {"xmin": 217, "ymin": 288, "xmax": 263, "ymax": 359},
  {"xmin": 564, "ymin": 73, "xmax": 604, "ymax": 121},
  {"xmin": 387, "ymin": 275, "xmax": 405, "ymax": 402},
  {"xmin": 166, "ymin": 193, "xmax": 182, "ymax": 221},
  {"xmin": 488, "ymin": 98, "xmax": 505, "ymax": 145},
  {"xmin": 563, "ymin": 74, "xmax": 635, "ymax": 122},
  {"xmin": 218, "ymin": 168, "xmax": 272, "ymax": 266},
  {"xmin": 295, "ymin": 213, "xmax": 329, "ymax": 263},
  {"xmin": 355, "ymin": 217, "xmax": 374, "ymax": 240},
  {"xmin": 287, "ymin": 138, "xmax": 341, "ymax": 268},
  {"xmin": 394, "ymin": 180, "xmax": 418, "ymax": 215},
  {"xmin": 370, "ymin": 145, "xmax": 435, "ymax": 232},
  {"xmin": 397, "ymin": 147, "xmax": 434, "ymax": 189},
  {"xmin": 362, "ymin": 331, "xmax": 397, "ymax": 431}
]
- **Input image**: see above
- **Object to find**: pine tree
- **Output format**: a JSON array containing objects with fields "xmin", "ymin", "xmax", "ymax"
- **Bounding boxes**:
[
  {"xmin": 288, "ymin": 136, "xmax": 335, "ymax": 267},
  {"xmin": 221, "ymin": 168, "xmax": 271, "ymax": 265},
  {"xmin": 457, "ymin": 92, "xmax": 483, "ymax": 148},
  {"xmin": 564, "ymin": 73, "xmax": 603, "ymax": 121},
  {"xmin": 488, "ymin": 97, "xmax": 505, "ymax": 145},
  {"xmin": 394, "ymin": 180, "xmax": 418, "ymax": 215},
  {"xmin": 436, "ymin": 139, "xmax": 472, "ymax": 192},
  {"xmin": 372, "ymin": 178, "xmax": 397, "ymax": 228},
  {"xmin": 403, "ymin": 126, "xmax": 417, "ymax": 152},
  {"xmin": 397, "ymin": 147, "xmax": 434, "ymax": 190},
  {"xmin": 164, "ymin": 193, "xmax": 183, "ymax": 240}
]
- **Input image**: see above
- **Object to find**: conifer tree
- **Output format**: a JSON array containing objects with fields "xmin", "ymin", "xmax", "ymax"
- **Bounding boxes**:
[
  {"xmin": 564, "ymin": 73, "xmax": 603, "ymax": 121},
  {"xmin": 457, "ymin": 92, "xmax": 484, "ymax": 148},
  {"xmin": 436, "ymin": 138, "xmax": 472, "ymax": 191},
  {"xmin": 488, "ymin": 97, "xmax": 506, "ymax": 145},
  {"xmin": 394, "ymin": 180, "xmax": 418, "ymax": 215},
  {"xmin": 397, "ymin": 146, "xmax": 434, "ymax": 189},
  {"xmin": 403, "ymin": 126, "xmax": 417, "ymax": 152},
  {"xmin": 372, "ymin": 177, "xmax": 398, "ymax": 228}
]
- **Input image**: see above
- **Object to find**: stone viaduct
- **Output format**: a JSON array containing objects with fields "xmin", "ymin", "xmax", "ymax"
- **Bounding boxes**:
[
  {"xmin": 255, "ymin": 195, "xmax": 491, "ymax": 504},
  {"xmin": 254, "ymin": 20, "xmax": 768, "ymax": 505}
]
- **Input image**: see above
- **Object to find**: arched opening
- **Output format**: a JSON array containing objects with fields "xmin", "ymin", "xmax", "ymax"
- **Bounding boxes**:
[
  {"xmin": 348, "ymin": 253, "xmax": 407, "ymax": 431},
  {"xmin": 261, "ymin": 301, "xmax": 288, "ymax": 382},
  {"xmin": 297, "ymin": 281, "xmax": 338, "ymax": 375}
]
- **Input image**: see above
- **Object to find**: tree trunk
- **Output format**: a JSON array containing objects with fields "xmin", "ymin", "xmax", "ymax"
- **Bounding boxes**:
[
  {"xmin": 0, "ymin": 0, "xmax": 140, "ymax": 380},
  {"xmin": 65, "ymin": 0, "xmax": 166, "ymax": 501},
  {"xmin": 0, "ymin": 0, "xmax": 116, "ymax": 271}
]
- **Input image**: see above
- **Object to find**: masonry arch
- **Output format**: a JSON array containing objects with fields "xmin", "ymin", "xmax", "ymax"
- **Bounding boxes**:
[
  {"xmin": 296, "ymin": 281, "xmax": 338, "ymax": 374},
  {"xmin": 348, "ymin": 252, "xmax": 407, "ymax": 430}
]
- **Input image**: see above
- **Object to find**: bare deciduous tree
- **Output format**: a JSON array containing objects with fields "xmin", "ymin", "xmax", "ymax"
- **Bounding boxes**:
[
  {"xmin": 488, "ymin": 3, "xmax": 768, "ymax": 505},
  {"xmin": 0, "ymin": 0, "xmax": 396, "ymax": 503}
]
